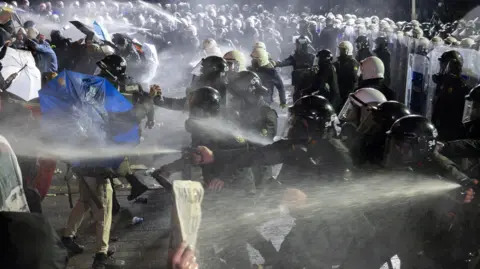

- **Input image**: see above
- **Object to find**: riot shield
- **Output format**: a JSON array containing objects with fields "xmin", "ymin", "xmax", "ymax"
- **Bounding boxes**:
[
  {"xmin": 424, "ymin": 47, "xmax": 480, "ymax": 120},
  {"xmin": 404, "ymin": 51, "xmax": 430, "ymax": 115}
]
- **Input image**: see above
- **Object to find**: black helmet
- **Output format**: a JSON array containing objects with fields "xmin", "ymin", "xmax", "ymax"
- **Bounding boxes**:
[
  {"xmin": 287, "ymin": 95, "xmax": 339, "ymax": 141},
  {"xmin": 50, "ymin": 30, "xmax": 62, "ymax": 41},
  {"xmin": 357, "ymin": 101, "xmax": 412, "ymax": 135},
  {"xmin": 96, "ymin": 55, "xmax": 127, "ymax": 81},
  {"xmin": 355, "ymin": 35, "xmax": 369, "ymax": 49},
  {"xmin": 23, "ymin": 20, "xmax": 35, "ymax": 29},
  {"xmin": 438, "ymin": 50, "xmax": 463, "ymax": 76},
  {"xmin": 383, "ymin": 115, "xmax": 437, "ymax": 166},
  {"xmin": 200, "ymin": 56, "xmax": 229, "ymax": 76},
  {"xmin": 375, "ymin": 36, "xmax": 388, "ymax": 49},
  {"xmin": 228, "ymin": 71, "xmax": 267, "ymax": 104},
  {"xmin": 462, "ymin": 84, "xmax": 480, "ymax": 124},
  {"xmin": 314, "ymin": 49, "xmax": 333, "ymax": 65},
  {"xmin": 188, "ymin": 87, "xmax": 222, "ymax": 118}
]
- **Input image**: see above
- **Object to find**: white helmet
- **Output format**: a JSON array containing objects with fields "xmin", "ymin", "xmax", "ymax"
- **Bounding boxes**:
[
  {"xmin": 338, "ymin": 41, "xmax": 354, "ymax": 56},
  {"xmin": 223, "ymin": 50, "xmax": 246, "ymax": 72},
  {"xmin": 250, "ymin": 47, "xmax": 270, "ymax": 67},
  {"xmin": 431, "ymin": 36, "xmax": 444, "ymax": 46},
  {"xmin": 253, "ymin": 41, "xmax": 266, "ymax": 50},
  {"xmin": 360, "ymin": 56, "xmax": 385, "ymax": 80},
  {"xmin": 460, "ymin": 38, "xmax": 475, "ymax": 48},
  {"xmin": 203, "ymin": 38, "xmax": 217, "ymax": 50},
  {"xmin": 339, "ymin": 87, "xmax": 387, "ymax": 125}
]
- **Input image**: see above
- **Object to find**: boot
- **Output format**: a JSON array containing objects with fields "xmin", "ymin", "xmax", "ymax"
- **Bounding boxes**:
[
  {"xmin": 61, "ymin": 236, "xmax": 84, "ymax": 256},
  {"xmin": 125, "ymin": 174, "xmax": 148, "ymax": 201},
  {"xmin": 91, "ymin": 252, "xmax": 125, "ymax": 269}
]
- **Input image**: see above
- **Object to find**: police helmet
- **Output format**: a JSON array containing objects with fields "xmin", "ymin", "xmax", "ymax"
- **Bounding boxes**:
[
  {"xmin": 357, "ymin": 101, "xmax": 412, "ymax": 135},
  {"xmin": 96, "ymin": 55, "xmax": 127, "ymax": 80},
  {"xmin": 462, "ymin": 85, "xmax": 480, "ymax": 124},
  {"xmin": 355, "ymin": 35, "xmax": 369, "ymax": 49},
  {"xmin": 383, "ymin": 115, "xmax": 437, "ymax": 166},
  {"xmin": 200, "ymin": 56, "xmax": 229, "ymax": 76},
  {"xmin": 188, "ymin": 87, "xmax": 222, "ymax": 118},
  {"xmin": 287, "ymin": 95, "xmax": 339, "ymax": 140}
]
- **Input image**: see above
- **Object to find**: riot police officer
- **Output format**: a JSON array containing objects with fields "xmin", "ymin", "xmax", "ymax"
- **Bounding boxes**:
[
  {"xmin": 302, "ymin": 49, "xmax": 341, "ymax": 110},
  {"xmin": 357, "ymin": 56, "xmax": 396, "ymax": 100},
  {"xmin": 153, "ymin": 55, "xmax": 229, "ymax": 111},
  {"xmin": 344, "ymin": 115, "xmax": 475, "ymax": 269},
  {"xmin": 355, "ymin": 35, "xmax": 373, "ymax": 62},
  {"xmin": 96, "ymin": 54, "xmax": 155, "ymax": 130},
  {"xmin": 432, "ymin": 50, "xmax": 470, "ymax": 141},
  {"xmin": 349, "ymin": 100, "xmax": 412, "ymax": 166},
  {"xmin": 333, "ymin": 41, "xmax": 359, "ymax": 105},
  {"xmin": 373, "ymin": 36, "xmax": 391, "ymax": 86},
  {"xmin": 250, "ymin": 48, "xmax": 286, "ymax": 107},
  {"xmin": 190, "ymin": 95, "xmax": 356, "ymax": 269},
  {"xmin": 155, "ymin": 86, "xmax": 259, "ymax": 268},
  {"xmin": 440, "ymin": 85, "xmax": 480, "ymax": 178},
  {"xmin": 275, "ymin": 36, "xmax": 315, "ymax": 103},
  {"xmin": 339, "ymin": 87, "xmax": 388, "ymax": 149},
  {"xmin": 227, "ymin": 70, "xmax": 278, "ymax": 192}
]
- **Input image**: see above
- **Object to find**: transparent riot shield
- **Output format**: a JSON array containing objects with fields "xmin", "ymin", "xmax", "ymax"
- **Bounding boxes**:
[
  {"xmin": 404, "ymin": 50, "xmax": 430, "ymax": 115},
  {"xmin": 424, "ymin": 47, "xmax": 480, "ymax": 120},
  {"xmin": 393, "ymin": 36, "xmax": 415, "ymax": 103}
]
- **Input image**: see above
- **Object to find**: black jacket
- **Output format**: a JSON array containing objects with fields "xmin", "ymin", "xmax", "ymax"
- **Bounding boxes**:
[
  {"xmin": 252, "ymin": 65, "xmax": 286, "ymax": 105},
  {"xmin": 373, "ymin": 48, "xmax": 391, "ymax": 86},
  {"xmin": 356, "ymin": 78, "xmax": 396, "ymax": 101},
  {"xmin": 334, "ymin": 55, "xmax": 359, "ymax": 104}
]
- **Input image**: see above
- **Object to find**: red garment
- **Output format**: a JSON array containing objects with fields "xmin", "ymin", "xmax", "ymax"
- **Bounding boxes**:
[{"xmin": 33, "ymin": 158, "xmax": 56, "ymax": 199}]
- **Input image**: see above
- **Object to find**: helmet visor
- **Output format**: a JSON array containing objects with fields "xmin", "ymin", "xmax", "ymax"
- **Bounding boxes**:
[{"xmin": 462, "ymin": 99, "xmax": 480, "ymax": 124}]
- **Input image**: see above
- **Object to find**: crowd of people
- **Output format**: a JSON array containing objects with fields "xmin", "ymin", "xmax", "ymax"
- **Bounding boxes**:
[{"xmin": 0, "ymin": 1, "xmax": 480, "ymax": 269}]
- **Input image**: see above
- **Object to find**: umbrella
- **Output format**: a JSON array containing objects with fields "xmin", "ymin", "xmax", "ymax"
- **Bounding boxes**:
[
  {"xmin": 0, "ymin": 47, "xmax": 41, "ymax": 101},
  {"xmin": 38, "ymin": 70, "xmax": 140, "ymax": 168},
  {"xmin": 69, "ymin": 20, "xmax": 95, "ymax": 37},
  {"xmin": 93, "ymin": 20, "xmax": 112, "ymax": 43},
  {"xmin": 137, "ymin": 43, "xmax": 158, "ymax": 83}
]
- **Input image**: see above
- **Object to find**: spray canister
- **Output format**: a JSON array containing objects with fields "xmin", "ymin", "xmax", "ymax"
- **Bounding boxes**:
[{"xmin": 132, "ymin": 217, "xmax": 144, "ymax": 225}]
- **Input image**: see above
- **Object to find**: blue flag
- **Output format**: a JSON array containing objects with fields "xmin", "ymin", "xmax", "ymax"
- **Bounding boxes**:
[{"xmin": 39, "ymin": 71, "xmax": 139, "ymax": 168}]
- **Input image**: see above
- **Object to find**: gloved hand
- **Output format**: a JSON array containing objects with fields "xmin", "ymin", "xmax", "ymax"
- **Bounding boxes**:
[
  {"xmin": 149, "ymin": 84, "xmax": 162, "ymax": 97},
  {"xmin": 460, "ymin": 178, "xmax": 477, "ymax": 203},
  {"xmin": 188, "ymin": 146, "xmax": 214, "ymax": 165}
]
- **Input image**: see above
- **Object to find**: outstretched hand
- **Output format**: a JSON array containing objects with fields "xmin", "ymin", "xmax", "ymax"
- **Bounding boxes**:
[
  {"xmin": 190, "ymin": 146, "xmax": 214, "ymax": 165},
  {"xmin": 172, "ymin": 242, "xmax": 198, "ymax": 269}
]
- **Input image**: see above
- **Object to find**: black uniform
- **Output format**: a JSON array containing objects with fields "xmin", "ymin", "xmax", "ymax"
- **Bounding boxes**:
[
  {"xmin": 251, "ymin": 64, "xmax": 286, "ymax": 105},
  {"xmin": 356, "ymin": 78, "xmax": 396, "ymax": 100},
  {"xmin": 154, "ymin": 56, "xmax": 228, "ymax": 111},
  {"xmin": 373, "ymin": 48, "xmax": 391, "ymax": 87},
  {"xmin": 200, "ymin": 96, "xmax": 360, "ymax": 268},
  {"xmin": 276, "ymin": 38, "xmax": 315, "ymax": 103},
  {"xmin": 227, "ymin": 71, "xmax": 278, "ymax": 192},
  {"xmin": 432, "ymin": 51, "xmax": 469, "ymax": 141},
  {"xmin": 333, "ymin": 55, "xmax": 359, "ymax": 105},
  {"xmin": 355, "ymin": 35, "xmax": 373, "ymax": 63},
  {"xmin": 344, "ymin": 115, "xmax": 475, "ymax": 269}
]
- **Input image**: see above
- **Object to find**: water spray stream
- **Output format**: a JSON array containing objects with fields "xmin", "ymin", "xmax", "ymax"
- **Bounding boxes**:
[{"xmin": 197, "ymin": 177, "xmax": 461, "ymax": 245}]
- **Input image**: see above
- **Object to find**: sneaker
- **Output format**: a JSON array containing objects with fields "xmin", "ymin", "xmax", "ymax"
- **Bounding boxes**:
[
  {"xmin": 91, "ymin": 253, "xmax": 125, "ymax": 269},
  {"xmin": 61, "ymin": 236, "xmax": 84, "ymax": 256}
]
